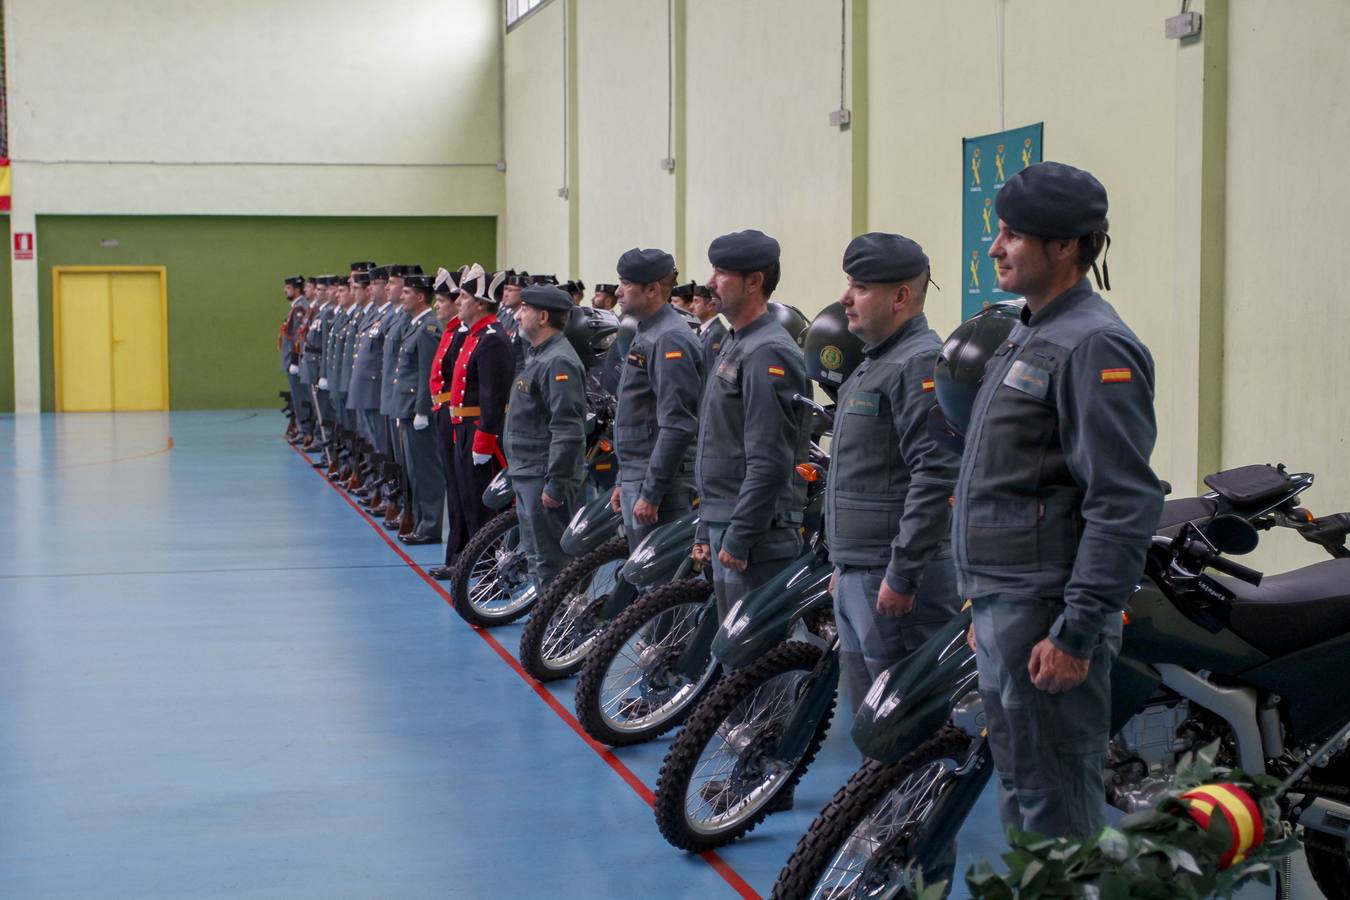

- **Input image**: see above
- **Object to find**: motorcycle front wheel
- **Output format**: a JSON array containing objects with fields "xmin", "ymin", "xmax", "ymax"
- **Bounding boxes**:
[
  {"xmin": 770, "ymin": 725, "xmax": 973, "ymax": 900},
  {"xmin": 448, "ymin": 508, "xmax": 537, "ymax": 628},
  {"xmin": 518, "ymin": 534, "xmax": 628, "ymax": 681}
]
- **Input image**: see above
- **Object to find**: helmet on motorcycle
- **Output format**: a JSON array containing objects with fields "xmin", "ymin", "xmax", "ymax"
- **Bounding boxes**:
[
  {"xmin": 802, "ymin": 301, "xmax": 865, "ymax": 392},
  {"xmin": 564, "ymin": 305, "xmax": 620, "ymax": 369},
  {"xmin": 613, "ymin": 313, "xmax": 639, "ymax": 361},
  {"xmin": 767, "ymin": 301, "xmax": 810, "ymax": 347},
  {"xmin": 934, "ymin": 300, "xmax": 1025, "ymax": 436}
]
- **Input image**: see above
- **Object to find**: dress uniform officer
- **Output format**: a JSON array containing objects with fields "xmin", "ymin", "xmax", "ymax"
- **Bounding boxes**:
[
  {"xmin": 503, "ymin": 284, "xmax": 588, "ymax": 592},
  {"xmin": 608, "ymin": 248, "xmax": 703, "ymax": 552},
  {"xmin": 693, "ymin": 230, "xmax": 811, "ymax": 620},
  {"xmin": 428, "ymin": 266, "xmax": 514, "ymax": 579},
  {"xmin": 280, "ymin": 275, "xmax": 312, "ymax": 439},
  {"xmin": 427, "ymin": 273, "xmax": 463, "ymax": 573},
  {"xmin": 688, "ymin": 284, "xmax": 727, "ymax": 375},
  {"xmin": 342, "ymin": 267, "xmax": 379, "ymax": 491},
  {"xmin": 323, "ymin": 278, "xmax": 355, "ymax": 480},
  {"xmin": 348, "ymin": 267, "xmax": 396, "ymax": 505},
  {"xmin": 304, "ymin": 277, "xmax": 339, "ymax": 460},
  {"xmin": 378, "ymin": 266, "xmax": 417, "ymax": 529},
  {"xmin": 498, "ymin": 272, "xmax": 530, "ymax": 376},
  {"xmin": 954, "ymin": 161, "xmax": 1163, "ymax": 840},
  {"xmin": 390, "ymin": 274, "xmax": 446, "ymax": 544},
  {"xmin": 591, "ymin": 283, "xmax": 617, "ymax": 311},
  {"xmin": 825, "ymin": 233, "xmax": 962, "ymax": 713}
]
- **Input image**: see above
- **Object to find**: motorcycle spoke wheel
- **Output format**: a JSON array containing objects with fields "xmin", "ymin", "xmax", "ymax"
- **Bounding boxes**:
[
  {"xmin": 518, "ymin": 535, "xmax": 629, "ymax": 681},
  {"xmin": 450, "ymin": 510, "xmax": 538, "ymax": 627}
]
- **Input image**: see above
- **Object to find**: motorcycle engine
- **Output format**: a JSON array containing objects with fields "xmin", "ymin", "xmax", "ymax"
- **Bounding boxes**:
[{"xmin": 1105, "ymin": 701, "xmax": 1212, "ymax": 813}]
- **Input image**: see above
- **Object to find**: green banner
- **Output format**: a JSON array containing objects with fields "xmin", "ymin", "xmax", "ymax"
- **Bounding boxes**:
[{"xmin": 961, "ymin": 123, "xmax": 1042, "ymax": 319}]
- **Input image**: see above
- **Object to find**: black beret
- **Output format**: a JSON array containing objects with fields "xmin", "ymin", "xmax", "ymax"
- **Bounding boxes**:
[
  {"xmin": 994, "ymin": 161, "xmax": 1108, "ymax": 239},
  {"xmin": 594, "ymin": 283, "xmax": 617, "ymax": 295},
  {"xmin": 617, "ymin": 247, "xmax": 676, "ymax": 283},
  {"xmin": 351, "ymin": 272, "xmax": 372, "ymax": 286},
  {"xmin": 842, "ymin": 232, "xmax": 930, "ymax": 283},
  {"xmin": 284, "ymin": 275, "xmax": 304, "ymax": 287},
  {"xmin": 349, "ymin": 261, "xmax": 376, "ymax": 273},
  {"xmin": 708, "ymin": 229, "xmax": 780, "ymax": 271},
  {"xmin": 520, "ymin": 284, "xmax": 573, "ymax": 312},
  {"xmin": 671, "ymin": 281, "xmax": 696, "ymax": 299},
  {"xmin": 405, "ymin": 274, "xmax": 433, "ymax": 290}
]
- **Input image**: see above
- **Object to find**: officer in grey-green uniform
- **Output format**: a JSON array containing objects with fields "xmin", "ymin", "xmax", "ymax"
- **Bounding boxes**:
[
  {"xmin": 378, "ymin": 266, "xmax": 415, "ymax": 524},
  {"xmin": 825, "ymin": 233, "xmax": 962, "ymax": 714},
  {"xmin": 610, "ymin": 248, "xmax": 703, "ymax": 551},
  {"xmin": 325, "ymin": 278, "xmax": 356, "ymax": 477},
  {"xmin": 954, "ymin": 162, "xmax": 1163, "ymax": 840},
  {"xmin": 390, "ymin": 274, "xmax": 445, "ymax": 544},
  {"xmin": 693, "ymin": 230, "xmax": 810, "ymax": 620},
  {"xmin": 280, "ymin": 275, "xmax": 311, "ymax": 437},
  {"xmin": 503, "ymin": 284, "xmax": 587, "ymax": 592}
]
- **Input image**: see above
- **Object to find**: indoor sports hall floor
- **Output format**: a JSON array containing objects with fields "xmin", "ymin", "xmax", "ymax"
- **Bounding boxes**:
[{"xmin": 0, "ymin": 412, "xmax": 1319, "ymax": 898}]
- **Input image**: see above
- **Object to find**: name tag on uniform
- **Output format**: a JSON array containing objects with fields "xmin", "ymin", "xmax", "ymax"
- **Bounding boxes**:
[
  {"xmin": 845, "ymin": 391, "xmax": 881, "ymax": 416},
  {"xmin": 1003, "ymin": 360, "xmax": 1051, "ymax": 400},
  {"xmin": 627, "ymin": 351, "xmax": 648, "ymax": 370}
]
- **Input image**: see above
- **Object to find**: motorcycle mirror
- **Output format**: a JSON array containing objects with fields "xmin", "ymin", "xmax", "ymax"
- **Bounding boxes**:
[{"xmin": 1205, "ymin": 514, "xmax": 1260, "ymax": 555}]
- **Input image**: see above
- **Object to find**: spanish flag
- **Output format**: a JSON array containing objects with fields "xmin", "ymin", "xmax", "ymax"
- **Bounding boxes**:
[{"xmin": 0, "ymin": 158, "xmax": 11, "ymax": 212}]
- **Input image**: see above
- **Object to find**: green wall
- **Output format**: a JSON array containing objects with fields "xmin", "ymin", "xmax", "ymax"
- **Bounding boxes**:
[
  {"xmin": 0, "ymin": 215, "xmax": 12, "ymax": 412},
  {"xmin": 34, "ymin": 215, "xmax": 496, "ymax": 411}
]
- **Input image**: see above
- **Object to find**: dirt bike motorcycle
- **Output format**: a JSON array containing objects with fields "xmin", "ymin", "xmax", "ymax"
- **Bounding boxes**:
[{"xmin": 771, "ymin": 463, "xmax": 1350, "ymax": 900}]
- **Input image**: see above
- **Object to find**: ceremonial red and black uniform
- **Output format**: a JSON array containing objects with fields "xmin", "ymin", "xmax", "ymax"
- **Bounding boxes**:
[{"xmin": 433, "ymin": 313, "xmax": 514, "ymax": 567}]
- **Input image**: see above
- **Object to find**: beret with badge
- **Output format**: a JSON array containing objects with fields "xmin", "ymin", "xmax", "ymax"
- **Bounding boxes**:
[
  {"xmin": 520, "ymin": 284, "xmax": 574, "ymax": 312},
  {"xmin": 708, "ymin": 229, "xmax": 780, "ymax": 271},
  {"xmin": 995, "ymin": 161, "xmax": 1111, "ymax": 287},
  {"xmin": 617, "ymin": 247, "xmax": 676, "ymax": 284},
  {"xmin": 842, "ymin": 232, "xmax": 930, "ymax": 283}
]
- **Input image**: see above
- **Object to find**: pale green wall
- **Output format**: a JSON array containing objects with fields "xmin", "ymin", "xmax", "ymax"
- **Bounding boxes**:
[
  {"xmin": 1223, "ymin": 0, "xmax": 1350, "ymax": 573},
  {"xmin": 6, "ymin": 0, "xmax": 505, "ymax": 412}
]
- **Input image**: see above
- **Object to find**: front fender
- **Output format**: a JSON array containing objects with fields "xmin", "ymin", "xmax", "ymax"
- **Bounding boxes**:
[
  {"xmin": 482, "ymin": 470, "xmax": 514, "ymax": 510},
  {"xmin": 561, "ymin": 489, "xmax": 624, "ymax": 556},
  {"xmin": 713, "ymin": 545, "xmax": 833, "ymax": 669},
  {"xmin": 620, "ymin": 510, "xmax": 701, "ymax": 587}
]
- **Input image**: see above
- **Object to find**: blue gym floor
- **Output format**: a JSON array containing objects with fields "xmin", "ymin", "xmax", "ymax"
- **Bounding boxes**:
[{"xmin": 0, "ymin": 412, "xmax": 1317, "ymax": 898}]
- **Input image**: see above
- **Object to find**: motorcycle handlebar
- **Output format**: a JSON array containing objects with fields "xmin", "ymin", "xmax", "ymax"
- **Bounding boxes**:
[{"xmin": 1206, "ymin": 552, "xmax": 1264, "ymax": 586}]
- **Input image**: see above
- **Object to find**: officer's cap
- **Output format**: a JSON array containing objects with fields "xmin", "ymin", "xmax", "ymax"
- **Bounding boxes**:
[
  {"xmin": 351, "ymin": 272, "xmax": 372, "ymax": 286},
  {"xmin": 349, "ymin": 261, "xmax": 376, "ymax": 273},
  {"xmin": 520, "ymin": 284, "xmax": 573, "ymax": 312},
  {"xmin": 284, "ymin": 275, "xmax": 304, "ymax": 287},
  {"xmin": 708, "ymin": 229, "xmax": 780, "ymax": 271},
  {"xmin": 368, "ymin": 265, "xmax": 390, "ymax": 281},
  {"xmin": 994, "ymin": 161, "xmax": 1108, "ymax": 239},
  {"xmin": 842, "ymin": 232, "xmax": 930, "ymax": 283},
  {"xmin": 506, "ymin": 272, "xmax": 532, "ymax": 287},
  {"xmin": 617, "ymin": 248, "xmax": 676, "ymax": 284},
  {"xmin": 388, "ymin": 264, "xmax": 424, "ymax": 278},
  {"xmin": 693, "ymin": 285, "xmax": 711, "ymax": 299},
  {"xmin": 671, "ymin": 281, "xmax": 696, "ymax": 299},
  {"xmin": 404, "ymin": 274, "xmax": 433, "ymax": 290},
  {"xmin": 594, "ymin": 283, "xmax": 617, "ymax": 295}
]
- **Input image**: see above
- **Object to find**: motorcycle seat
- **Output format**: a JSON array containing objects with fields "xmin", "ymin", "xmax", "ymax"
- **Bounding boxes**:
[
  {"xmin": 1217, "ymin": 558, "xmax": 1350, "ymax": 656},
  {"xmin": 1156, "ymin": 497, "xmax": 1218, "ymax": 536}
]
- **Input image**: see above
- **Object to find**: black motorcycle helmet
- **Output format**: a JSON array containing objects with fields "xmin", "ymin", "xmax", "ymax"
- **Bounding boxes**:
[
  {"xmin": 767, "ymin": 301, "xmax": 810, "ymax": 347},
  {"xmin": 564, "ymin": 306, "xmax": 620, "ymax": 369},
  {"xmin": 933, "ymin": 300, "xmax": 1025, "ymax": 436},
  {"xmin": 613, "ymin": 313, "xmax": 639, "ymax": 361},
  {"xmin": 802, "ymin": 302, "xmax": 866, "ymax": 394}
]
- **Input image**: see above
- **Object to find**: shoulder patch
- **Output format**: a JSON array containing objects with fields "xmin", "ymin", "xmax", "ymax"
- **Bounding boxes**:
[
  {"xmin": 921, "ymin": 378, "xmax": 936, "ymax": 393},
  {"xmin": 767, "ymin": 365, "xmax": 786, "ymax": 377},
  {"xmin": 1100, "ymin": 367, "xmax": 1133, "ymax": 384},
  {"xmin": 554, "ymin": 373, "xmax": 570, "ymax": 382},
  {"xmin": 664, "ymin": 350, "xmax": 684, "ymax": 360}
]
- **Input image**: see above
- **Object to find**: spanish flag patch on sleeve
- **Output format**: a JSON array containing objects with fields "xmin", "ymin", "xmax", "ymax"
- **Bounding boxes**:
[
  {"xmin": 921, "ymin": 378, "xmax": 936, "ymax": 393},
  {"xmin": 554, "ymin": 373, "xmax": 570, "ymax": 382},
  {"xmin": 664, "ymin": 350, "xmax": 684, "ymax": 360},
  {"xmin": 767, "ymin": 365, "xmax": 786, "ymax": 377},
  {"xmin": 1100, "ymin": 368, "xmax": 1133, "ymax": 384}
]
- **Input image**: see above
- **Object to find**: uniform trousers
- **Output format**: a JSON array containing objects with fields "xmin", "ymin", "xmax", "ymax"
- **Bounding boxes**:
[
  {"xmin": 512, "ymin": 476, "xmax": 582, "ymax": 592},
  {"xmin": 287, "ymin": 371, "xmax": 313, "ymax": 434},
  {"xmin": 833, "ymin": 554, "xmax": 960, "ymax": 713},
  {"xmin": 361, "ymin": 408, "xmax": 389, "ymax": 455},
  {"xmin": 705, "ymin": 523, "xmax": 801, "ymax": 621},
  {"xmin": 618, "ymin": 480, "xmax": 694, "ymax": 554},
  {"xmin": 972, "ymin": 594, "xmax": 1121, "ymax": 840},
  {"xmin": 441, "ymin": 418, "xmax": 501, "ymax": 566},
  {"xmin": 399, "ymin": 417, "xmax": 445, "ymax": 540}
]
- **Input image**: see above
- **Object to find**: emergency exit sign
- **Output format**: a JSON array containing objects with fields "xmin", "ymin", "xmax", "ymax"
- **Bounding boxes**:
[{"xmin": 13, "ymin": 232, "xmax": 34, "ymax": 260}]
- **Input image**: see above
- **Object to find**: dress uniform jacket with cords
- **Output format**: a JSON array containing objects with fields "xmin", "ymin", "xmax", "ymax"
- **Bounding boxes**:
[{"xmin": 391, "ymin": 303, "xmax": 446, "ymax": 542}]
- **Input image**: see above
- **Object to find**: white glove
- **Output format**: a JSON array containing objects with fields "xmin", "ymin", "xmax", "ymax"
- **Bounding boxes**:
[
  {"xmin": 472, "ymin": 452, "xmax": 492, "ymax": 466},
  {"xmin": 288, "ymin": 364, "xmax": 299, "ymax": 375},
  {"xmin": 413, "ymin": 414, "xmax": 429, "ymax": 431},
  {"xmin": 318, "ymin": 377, "xmax": 329, "ymax": 389}
]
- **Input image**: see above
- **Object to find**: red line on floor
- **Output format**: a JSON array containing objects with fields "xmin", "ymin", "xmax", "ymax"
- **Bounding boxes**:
[{"xmin": 287, "ymin": 441, "xmax": 760, "ymax": 900}]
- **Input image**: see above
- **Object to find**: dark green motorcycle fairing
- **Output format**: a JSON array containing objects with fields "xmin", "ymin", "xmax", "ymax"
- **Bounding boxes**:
[
  {"xmin": 850, "ymin": 609, "xmax": 975, "ymax": 764},
  {"xmin": 1243, "ymin": 630, "xmax": 1350, "ymax": 745},
  {"xmin": 712, "ymin": 545, "xmax": 833, "ymax": 670},
  {"xmin": 619, "ymin": 510, "xmax": 700, "ymax": 587},
  {"xmin": 482, "ymin": 470, "xmax": 514, "ymax": 510},
  {"xmin": 1120, "ymin": 578, "xmax": 1267, "ymax": 674},
  {"xmin": 561, "ymin": 489, "xmax": 624, "ymax": 556}
]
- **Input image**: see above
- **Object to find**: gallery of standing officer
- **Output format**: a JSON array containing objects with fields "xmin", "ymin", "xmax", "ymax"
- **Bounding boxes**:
[
  {"xmin": 826, "ymin": 232, "xmax": 962, "ymax": 713},
  {"xmin": 692, "ymin": 230, "xmax": 811, "ymax": 620},
  {"xmin": 609, "ymin": 248, "xmax": 703, "ymax": 552},
  {"xmin": 503, "ymin": 285, "xmax": 588, "ymax": 593},
  {"xmin": 391, "ymin": 273, "xmax": 446, "ymax": 545},
  {"xmin": 428, "ymin": 266, "xmax": 514, "ymax": 580},
  {"xmin": 954, "ymin": 161, "xmax": 1163, "ymax": 840}
]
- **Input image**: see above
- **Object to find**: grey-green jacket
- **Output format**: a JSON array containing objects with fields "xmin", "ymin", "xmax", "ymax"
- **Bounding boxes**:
[{"xmin": 504, "ymin": 332, "xmax": 587, "ymax": 498}]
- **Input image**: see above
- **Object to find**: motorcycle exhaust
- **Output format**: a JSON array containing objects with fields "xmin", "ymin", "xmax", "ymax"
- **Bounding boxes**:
[{"xmin": 1298, "ymin": 796, "xmax": 1350, "ymax": 840}]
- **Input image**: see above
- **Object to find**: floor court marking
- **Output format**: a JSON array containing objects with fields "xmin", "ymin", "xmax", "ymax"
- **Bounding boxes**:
[
  {"xmin": 2, "ymin": 435, "xmax": 174, "ymax": 474},
  {"xmin": 287, "ymin": 439, "xmax": 760, "ymax": 900}
]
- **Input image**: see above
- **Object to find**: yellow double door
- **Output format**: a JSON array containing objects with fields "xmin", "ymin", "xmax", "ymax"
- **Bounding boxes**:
[{"xmin": 55, "ymin": 267, "xmax": 169, "ymax": 412}]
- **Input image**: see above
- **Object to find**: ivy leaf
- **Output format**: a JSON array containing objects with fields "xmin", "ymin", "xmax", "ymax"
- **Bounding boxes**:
[
  {"xmin": 1163, "ymin": 845, "xmax": 1203, "ymax": 876},
  {"xmin": 1097, "ymin": 828, "xmax": 1130, "ymax": 863}
]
